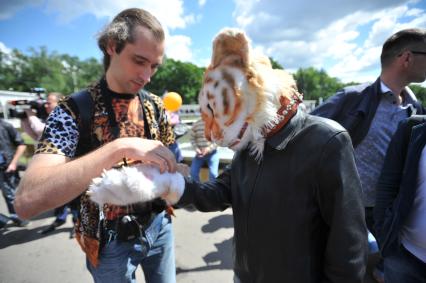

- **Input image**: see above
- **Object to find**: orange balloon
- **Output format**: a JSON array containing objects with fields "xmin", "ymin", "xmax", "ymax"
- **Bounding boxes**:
[{"xmin": 163, "ymin": 92, "xmax": 182, "ymax": 112}]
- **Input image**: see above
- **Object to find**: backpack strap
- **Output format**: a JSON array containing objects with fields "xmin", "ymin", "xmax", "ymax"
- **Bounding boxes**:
[{"xmin": 69, "ymin": 90, "xmax": 94, "ymax": 156}]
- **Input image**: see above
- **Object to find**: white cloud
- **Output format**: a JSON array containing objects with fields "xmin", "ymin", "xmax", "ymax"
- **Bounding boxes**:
[
  {"xmin": 43, "ymin": 0, "xmax": 199, "ymax": 65},
  {"xmin": 0, "ymin": 42, "xmax": 11, "ymax": 54},
  {"xmin": 198, "ymin": 0, "xmax": 207, "ymax": 7},
  {"xmin": 43, "ymin": 0, "xmax": 194, "ymax": 30},
  {"xmin": 165, "ymin": 34, "xmax": 193, "ymax": 62},
  {"xmin": 0, "ymin": 0, "xmax": 199, "ymax": 67},
  {"xmin": 231, "ymin": 0, "xmax": 426, "ymax": 83}
]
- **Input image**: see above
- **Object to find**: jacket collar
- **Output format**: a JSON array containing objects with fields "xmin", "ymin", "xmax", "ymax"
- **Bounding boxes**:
[
  {"xmin": 266, "ymin": 109, "xmax": 305, "ymax": 151},
  {"xmin": 354, "ymin": 77, "xmax": 382, "ymax": 115},
  {"xmin": 410, "ymin": 121, "xmax": 426, "ymax": 152}
]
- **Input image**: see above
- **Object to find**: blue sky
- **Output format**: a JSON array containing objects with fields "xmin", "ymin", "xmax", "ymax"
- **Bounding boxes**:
[{"xmin": 0, "ymin": 0, "xmax": 425, "ymax": 85}]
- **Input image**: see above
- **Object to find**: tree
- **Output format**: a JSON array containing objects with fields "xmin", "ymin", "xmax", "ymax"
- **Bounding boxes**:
[
  {"xmin": 146, "ymin": 58, "xmax": 205, "ymax": 104},
  {"xmin": 410, "ymin": 84, "xmax": 426, "ymax": 105},
  {"xmin": 293, "ymin": 67, "xmax": 344, "ymax": 101},
  {"xmin": 269, "ymin": 57, "xmax": 283, "ymax": 69},
  {"xmin": 0, "ymin": 47, "xmax": 102, "ymax": 95}
]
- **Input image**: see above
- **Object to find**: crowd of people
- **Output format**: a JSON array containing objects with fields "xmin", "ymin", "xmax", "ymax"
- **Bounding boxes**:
[{"xmin": 0, "ymin": 6, "xmax": 424, "ymax": 283}]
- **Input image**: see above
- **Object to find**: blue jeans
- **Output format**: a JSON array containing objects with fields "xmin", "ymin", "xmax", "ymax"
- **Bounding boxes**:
[
  {"xmin": 384, "ymin": 245, "xmax": 426, "ymax": 283},
  {"xmin": 55, "ymin": 203, "xmax": 79, "ymax": 222},
  {"xmin": 87, "ymin": 212, "xmax": 176, "ymax": 283},
  {"xmin": 190, "ymin": 149, "xmax": 219, "ymax": 182},
  {"xmin": 169, "ymin": 142, "xmax": 183, "ymax": 163}
]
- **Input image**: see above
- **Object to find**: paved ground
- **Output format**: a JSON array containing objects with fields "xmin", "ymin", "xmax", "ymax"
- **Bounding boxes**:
[
  {"xmin": 0, "ymin": 199, "xmax": 234, "ymax": 283},
  {"xmin": 0, "ymin": 197, "xmax": 378, "ymax": 283}
]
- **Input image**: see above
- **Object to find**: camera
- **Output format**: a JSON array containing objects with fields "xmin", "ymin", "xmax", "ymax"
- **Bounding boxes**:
[
  {"xmin": 8, "ymin": 88, "xmax": 48, "ymax": 120},
  {"xmin": 116, "ymin": 215, "xmax": 142, "ymax": 241}
]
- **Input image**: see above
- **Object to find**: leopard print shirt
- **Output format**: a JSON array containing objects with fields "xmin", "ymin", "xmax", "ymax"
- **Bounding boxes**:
[{"xmin": 35, "ymin": 79, "xmax": 175, "ymax": 264}]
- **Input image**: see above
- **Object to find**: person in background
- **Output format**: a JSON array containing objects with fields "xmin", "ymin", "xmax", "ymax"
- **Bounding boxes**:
[
  {"xmin": 21, "ymin": 92, "xmax": 62, "ymax": 140},
  {"xmin": 190, "ymin": 118, "xmax": 219, "ymax": 182},
  {"xmin": 311, "ymin": 28, "xmax": 426, "ymax": 283},
  {"xmin": 166, "ymin": 109, "xmax": 184, "ymax": 163},
  {"xmin": 0, "ymin": 118, "xmax": 28, "ymax": 227},
  {"xmin": 375, "ymin": 115, "xmax": 426, "ymax": 282},
  {"xmin": 15, "ymin": 8, "xmax": 178, "ymax": 282}
]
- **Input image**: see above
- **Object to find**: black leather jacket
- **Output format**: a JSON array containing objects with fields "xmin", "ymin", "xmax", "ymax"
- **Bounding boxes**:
[{"xmin": 179, "ymin": 111, "xmax": 367, "ymax": 283}]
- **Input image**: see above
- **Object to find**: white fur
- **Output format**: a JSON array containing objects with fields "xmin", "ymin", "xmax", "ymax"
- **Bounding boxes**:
[{"xmin": 88, "ymin": 164, "xmax": 185, "ymax": 206}]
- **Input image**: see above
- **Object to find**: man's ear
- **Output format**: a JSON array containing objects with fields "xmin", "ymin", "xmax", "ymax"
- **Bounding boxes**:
[
  {"xmin": 106, "ymin": 40, "xmax": 116, "ymax": 56},
  {"xmin": 211, "ymin": 28, "xmax": 250, "ymax": 69}
]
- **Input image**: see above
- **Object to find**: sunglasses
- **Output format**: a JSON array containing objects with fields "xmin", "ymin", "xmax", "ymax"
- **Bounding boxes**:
[{"xmin": 410, "ymin": 51, "xmax": 426, "ymax": 56}]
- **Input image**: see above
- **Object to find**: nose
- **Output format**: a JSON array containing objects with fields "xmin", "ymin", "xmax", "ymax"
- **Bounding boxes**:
[{"xmin": 138, "ymin": 66, "xmax": 153, "ymax": 84}]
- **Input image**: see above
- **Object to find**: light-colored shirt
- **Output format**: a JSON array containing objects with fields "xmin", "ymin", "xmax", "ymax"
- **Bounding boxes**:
[
  {"xmin": 354, "ymin": 81, "xmax": 416, "ymax": 207},
  {"xmin": 190, "ymin": 119, "xmax": 217, "ymax": 153},
  {"xmin": 21, "ymin": 115, "xmax": 46, "ymax": 141}
]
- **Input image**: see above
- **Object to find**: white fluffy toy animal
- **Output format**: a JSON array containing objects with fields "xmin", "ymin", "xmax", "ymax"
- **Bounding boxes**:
[{"xmin": 88, "ymin": 163, "xmax": 185, "ymax": 207}]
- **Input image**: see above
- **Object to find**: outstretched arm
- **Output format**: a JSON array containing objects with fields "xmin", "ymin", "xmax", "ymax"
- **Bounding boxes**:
[
  {"xmin": 15, "ymin": 137, "xmax": 176, "ymax": 219},
  {"xmin": 6, "ymin": 144, "xmax": 27, "ymax": 173},
  {"xmin": 175, "ymin": 167, "xmax": 232, "ymax": 212}
]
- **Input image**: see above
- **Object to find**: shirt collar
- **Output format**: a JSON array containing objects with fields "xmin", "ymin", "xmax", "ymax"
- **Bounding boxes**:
[
  {"xmin": 380, "ymin": 81, "xmax": 392, "ymax": 94},
  {"xmin": 380, "ymin": 80, "xmax": 418, "ymax": 105}
]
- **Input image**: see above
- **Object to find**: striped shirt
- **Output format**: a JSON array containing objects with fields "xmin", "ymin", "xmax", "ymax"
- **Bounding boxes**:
[{"xmin": 190, "ymin": 119, "xmax": 217, "ymax": 153}]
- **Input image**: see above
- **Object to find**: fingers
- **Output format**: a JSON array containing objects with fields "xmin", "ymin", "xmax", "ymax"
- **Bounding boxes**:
[
  {"xmin": 176, "ymin": 163, "xmax": 190, "ymax": 176},
  {"xmin": 152, "ymin": 152, "xmax": 172, "ymax": 173},
  {"xmin": 118, "ymin": 138, "xmax": 177, "ymax": 173},
  {"xmin": 152, "ymin": 145, "xmax": 177, "ymax": 173}
]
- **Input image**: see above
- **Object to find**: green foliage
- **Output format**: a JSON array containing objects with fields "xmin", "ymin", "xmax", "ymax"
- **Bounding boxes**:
[
  {"xmin": 410, "ymin": 84, "xmax": 426, "ymax": 105},
  {"xmin": 3, "ymin": 46, "xmax": 425, "ymax": 107},
  {"xmin": 269, "ymin": 57, "xmax": 283, "ymax": 69},
  {"xmin": 0, "ymin": 47, "xmax": 102, "ymax": 95},
  {"xmin": 146, "ymin": 58, "xmax": 205, "ymax": 104},
  {"xmin": 293, "ymin": 67, "xmax": 345, "ymax": 101}
]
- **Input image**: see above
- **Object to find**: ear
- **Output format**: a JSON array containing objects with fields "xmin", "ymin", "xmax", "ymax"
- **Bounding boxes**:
[
  {"xmin": 106, "ymin": 40, "xmax": 116, "ymax": 56},
  {"xmin": 211, "ymin": 28, "xmax": 250, "ymax": 69}
]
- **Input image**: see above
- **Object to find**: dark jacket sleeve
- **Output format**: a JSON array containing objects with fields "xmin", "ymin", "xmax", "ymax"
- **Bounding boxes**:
[
  {"xmin": 310, "ymin": 89, "xmax": 346, "ymax": 119},
  {"xmin": 177, "ymin": 167, "xmax": 232, "ymax": 212},
  {"xmin": 316, "ymin": 131, "xmax": 368, "ymax": 283},
  {"xmin": 373, "ymin": 120, "xmax": 408, "ymax": 247},
  {"xmin": 5, "ymin": 120, "xmax": 25, "ymax": 147}
]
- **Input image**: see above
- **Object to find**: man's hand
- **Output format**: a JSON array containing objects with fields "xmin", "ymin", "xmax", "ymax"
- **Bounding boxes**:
[
  {"xmin": 5, "ymin": 162, "xmax": 17, "ymax": 173},
  {"xmin": 24, "ymin": 108, "xmax": 36, "ymax": 118},
  {"xmin": 115, "ymin": 137, "xmax": 177, "ymax": 173},
  {"xmin": 176, "ymin": 163, "xmax": 190, "ymax": 177},
  {"xmin": 200, "ymin": 147, "xmax": 210, "ymax": 156}
]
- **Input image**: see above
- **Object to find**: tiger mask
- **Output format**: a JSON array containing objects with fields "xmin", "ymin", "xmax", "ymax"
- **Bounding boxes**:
[{"xmin": 199, "ymin": 28, "xmax": 302, "ymax": 161}]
